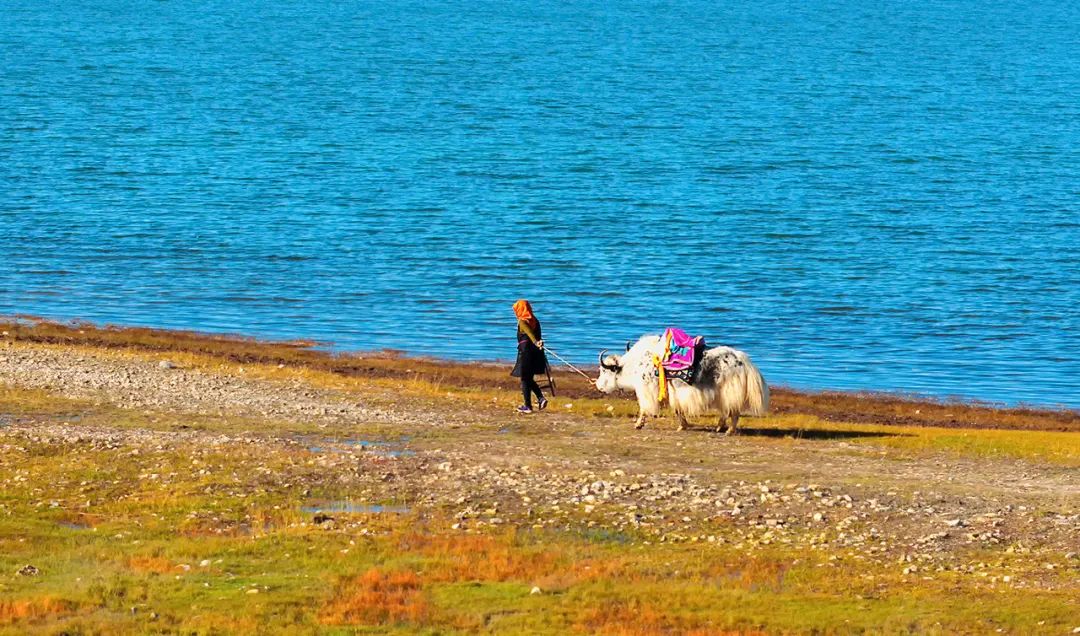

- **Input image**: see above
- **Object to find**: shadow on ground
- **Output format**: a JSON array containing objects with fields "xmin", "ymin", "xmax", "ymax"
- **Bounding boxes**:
[{"xmin": 684, "ymin": 426, "xmax": 910, "ymax": 441}]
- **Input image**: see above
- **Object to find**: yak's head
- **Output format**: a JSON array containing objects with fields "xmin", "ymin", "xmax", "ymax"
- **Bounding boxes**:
[{"xmin": 595, "ymin": 341, "xmax": 633, "ymax": 393}]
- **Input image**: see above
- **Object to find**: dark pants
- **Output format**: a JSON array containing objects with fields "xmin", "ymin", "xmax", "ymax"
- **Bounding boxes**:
[{"xmin": 521, "ymin": 374, "xmax": 543, "ymax": 408}]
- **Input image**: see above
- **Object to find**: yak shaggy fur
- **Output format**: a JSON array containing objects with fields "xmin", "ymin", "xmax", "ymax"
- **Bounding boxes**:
[{"xmin": 596, "ymin": 335, "xmax": 769, "ymax": 433}]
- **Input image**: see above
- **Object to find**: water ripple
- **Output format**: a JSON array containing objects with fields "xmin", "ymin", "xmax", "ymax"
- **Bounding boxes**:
[{"xmin": 2, "ymin": 0, "xmax": 1079, "ymax": 407}]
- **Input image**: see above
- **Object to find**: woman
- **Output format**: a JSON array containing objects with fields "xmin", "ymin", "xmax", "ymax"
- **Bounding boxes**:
[{"xmin": 510, "ymin": 299, "xmax": 549, "ymax": 413}]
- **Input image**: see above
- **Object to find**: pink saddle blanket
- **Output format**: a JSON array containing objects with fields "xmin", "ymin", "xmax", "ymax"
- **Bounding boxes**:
[{"xmin": 660, "ymin": 328, "xmax": 704, "ymax": 371}]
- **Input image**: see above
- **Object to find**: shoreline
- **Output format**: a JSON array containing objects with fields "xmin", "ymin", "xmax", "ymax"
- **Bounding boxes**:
[{"xmin": 2, "ymin": 316, "xmax": 1077, "ymax": 432}]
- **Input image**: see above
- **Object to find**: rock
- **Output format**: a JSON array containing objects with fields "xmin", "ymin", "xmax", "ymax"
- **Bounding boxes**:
[
  {"xmin": 530, "ymin": 586, "xmax": 542, "ymax": 595},
  {"xmin": 159, "ymin": 360, "xmax": 176, "ymax": 370},
  {"xmin": 247, "ymin": 588, "xmax": 259, "ymax": 594},
  {"xmin": 17, "ymin": 564, "xmax": 39, "ymax": 576},
  {"xmin": 945, "ymin": 519, "xmax": 965, "ymax": 527}
]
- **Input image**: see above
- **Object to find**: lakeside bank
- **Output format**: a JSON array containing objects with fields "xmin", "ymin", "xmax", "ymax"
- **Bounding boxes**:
[{"xmin": 2, "ymin": 317, "xmax": 1077, "ymax": 433}]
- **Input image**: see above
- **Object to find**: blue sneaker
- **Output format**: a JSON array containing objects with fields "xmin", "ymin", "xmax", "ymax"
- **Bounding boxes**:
[{"xmin": 516, "ymin": 405, "xmax": 533, "ymax": 414}]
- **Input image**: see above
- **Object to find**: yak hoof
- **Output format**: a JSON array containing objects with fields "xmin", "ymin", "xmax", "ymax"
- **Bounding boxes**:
[
  {"xmin": 634, "ymin": 421, "xmax": 646, "ymax": 430},
  {"xmin": 725, "ymin": 428, "xmax": 739, "ymax": 437}
]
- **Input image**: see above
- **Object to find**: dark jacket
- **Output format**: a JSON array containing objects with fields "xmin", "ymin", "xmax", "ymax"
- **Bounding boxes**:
[{"xmin": 510, "ymin": 320, "xmax": 548, "ymax": 378}]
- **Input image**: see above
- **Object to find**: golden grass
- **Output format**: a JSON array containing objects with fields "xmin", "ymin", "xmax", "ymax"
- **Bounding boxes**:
[
  {"xmin": 319, "ymin": 568, "xmax": 429, "ymax": 627},
  {"xmin": 399, "ymin": 531, "xmax": 560, "ymax": 584},
  {"xmin": 0, "ymin": 384, "xmax": 95, "ymax": 418},
  {"xmin": 753, "ymin": 414, "xmax": 1080, "ymax": 466},
  {"xmin": 126, "ymin": 555, "xmax": 177, "ymax": 574},
  {"xmin": 0, "ymin": 597, "xmax": 78, "ymax": 625}
]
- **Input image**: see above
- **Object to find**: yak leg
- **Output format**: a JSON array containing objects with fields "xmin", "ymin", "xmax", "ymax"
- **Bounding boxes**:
[
  {"xmin": 714, "ymin": 414, "xmax": 727, "ymax": 434},
  {"xmin": 676, "ymin": 414, "xmax": 690, "ymax": 431},
  {"xmin": 725, "ymin": 412, "xmax": 741, "ymax": 436},
  {"xmin": 634, "ymin": 412, "xmax": 646, "ymax": 430}
]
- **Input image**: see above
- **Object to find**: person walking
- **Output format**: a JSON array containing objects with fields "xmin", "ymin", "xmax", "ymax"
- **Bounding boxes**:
[{"xmin": 510, "ymin": 299, "xmax": 549, "ymax": 414}]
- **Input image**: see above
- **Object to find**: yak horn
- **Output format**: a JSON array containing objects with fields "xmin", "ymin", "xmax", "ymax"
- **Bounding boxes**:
[
  {"xmin": 598, "ymin": 350, "xmax": 610, "ymax": 368},
  {"xmin": 625, "ymin": 340, "xmax": 633, "ymax": 353}
]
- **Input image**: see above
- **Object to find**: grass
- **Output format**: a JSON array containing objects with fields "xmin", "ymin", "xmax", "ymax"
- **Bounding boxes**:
[
  {"xmin": 744, "ymin": 414, "xmax": 1080, "ymax": 467},
  {"xmin": 2, "ymin": 388, "xmax": 1077, "ymax": 634},
  {"xmin": 1, "ymin": 323, "xmax": 1078, "ymax": 633}
]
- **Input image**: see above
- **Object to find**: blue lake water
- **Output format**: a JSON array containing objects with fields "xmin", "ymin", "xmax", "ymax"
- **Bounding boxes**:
[{"xmin": 2, "ymin": 1, "xmax": 1079, "ymax": 408}]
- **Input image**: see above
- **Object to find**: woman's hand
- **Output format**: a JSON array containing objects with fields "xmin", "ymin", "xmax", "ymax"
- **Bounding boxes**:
[{"xmin": 535, "ymin": 339, "xmax": 544, "ymax": 349}]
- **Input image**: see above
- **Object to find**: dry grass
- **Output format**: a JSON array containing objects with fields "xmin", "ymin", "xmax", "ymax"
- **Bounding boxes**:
[
  {"xmin": 770, "ymin": 387, "xmax": 1079, "ymax": 432},
  {"xmin": 706, "ymin": 556, "xmax": 792, "ymax": 593},
  {"xmin": 578, "ymin": 599, "xmax": 767, "ymax": 636},
  {"xmin": 0, "ymin": 597, "xmax": 78, "ymax": 625},
  {"xmin": 126, "ymin": 556, "xmax": 177, "ymax": 574},
  {"xmin": 319, "ymin": 568, "xmax": 429, "ymax": 627},
  {"xmin": 398, "ymin": 532, "xmax": 558, "ymax": 583},
  {"xmin": 751, "ymin": 413, "xmax": 1080, "ymax": 466}
]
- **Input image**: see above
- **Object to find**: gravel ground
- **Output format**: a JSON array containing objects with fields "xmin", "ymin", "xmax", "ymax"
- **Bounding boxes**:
[{"xmin": 1, "ymin": 341, "xmax": 1077, "ymax": 593}]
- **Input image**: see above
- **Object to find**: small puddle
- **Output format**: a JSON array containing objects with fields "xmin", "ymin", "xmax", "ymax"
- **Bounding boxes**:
[
  {"xmin": 306, "ymin": 438, "xmax": 415, "ymax": 458},
  {"xmin": 302, "ymin": 500, "xmax": 410, "ymax": 515},
  {"xmin": 58, "ymin": 521, "xmax": 92, "ymax": 530}
]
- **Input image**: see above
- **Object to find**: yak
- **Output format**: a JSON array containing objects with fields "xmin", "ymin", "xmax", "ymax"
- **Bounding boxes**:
[{"xmin": 595, "ymin": 335, "xmax": 769, "ymax": 434}]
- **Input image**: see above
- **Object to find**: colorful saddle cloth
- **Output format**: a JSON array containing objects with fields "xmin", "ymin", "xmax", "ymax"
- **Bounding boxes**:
[
  {"xmin": 653, "ymin": 328, "xmax": 706, "ymax": 399},
  {"xmin": 661, "ymin": 327, "xmax": 703, "ymax": 371}
]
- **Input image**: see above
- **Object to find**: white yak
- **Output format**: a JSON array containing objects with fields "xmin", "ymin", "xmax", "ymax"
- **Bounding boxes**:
[{"xmin": 595, "ymin": 335, "xmax": 769, "ymax": 434}]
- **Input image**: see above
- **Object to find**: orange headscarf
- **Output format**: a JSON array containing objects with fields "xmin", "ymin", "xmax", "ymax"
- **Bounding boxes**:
[{"xmin": 512, "ymin": 299, "xmax": 539, "ymax": 331}]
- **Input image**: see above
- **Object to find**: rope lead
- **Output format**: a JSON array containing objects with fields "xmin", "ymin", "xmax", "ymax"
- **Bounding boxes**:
[{"xmin": 544, "ymin": 347, "xmax": 594, "ymax": 383}]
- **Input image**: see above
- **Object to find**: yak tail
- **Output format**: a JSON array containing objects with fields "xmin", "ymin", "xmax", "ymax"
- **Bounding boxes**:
[{"xmin": 742, "ymin": 357, "xmax": 770, "ymax": 416}]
